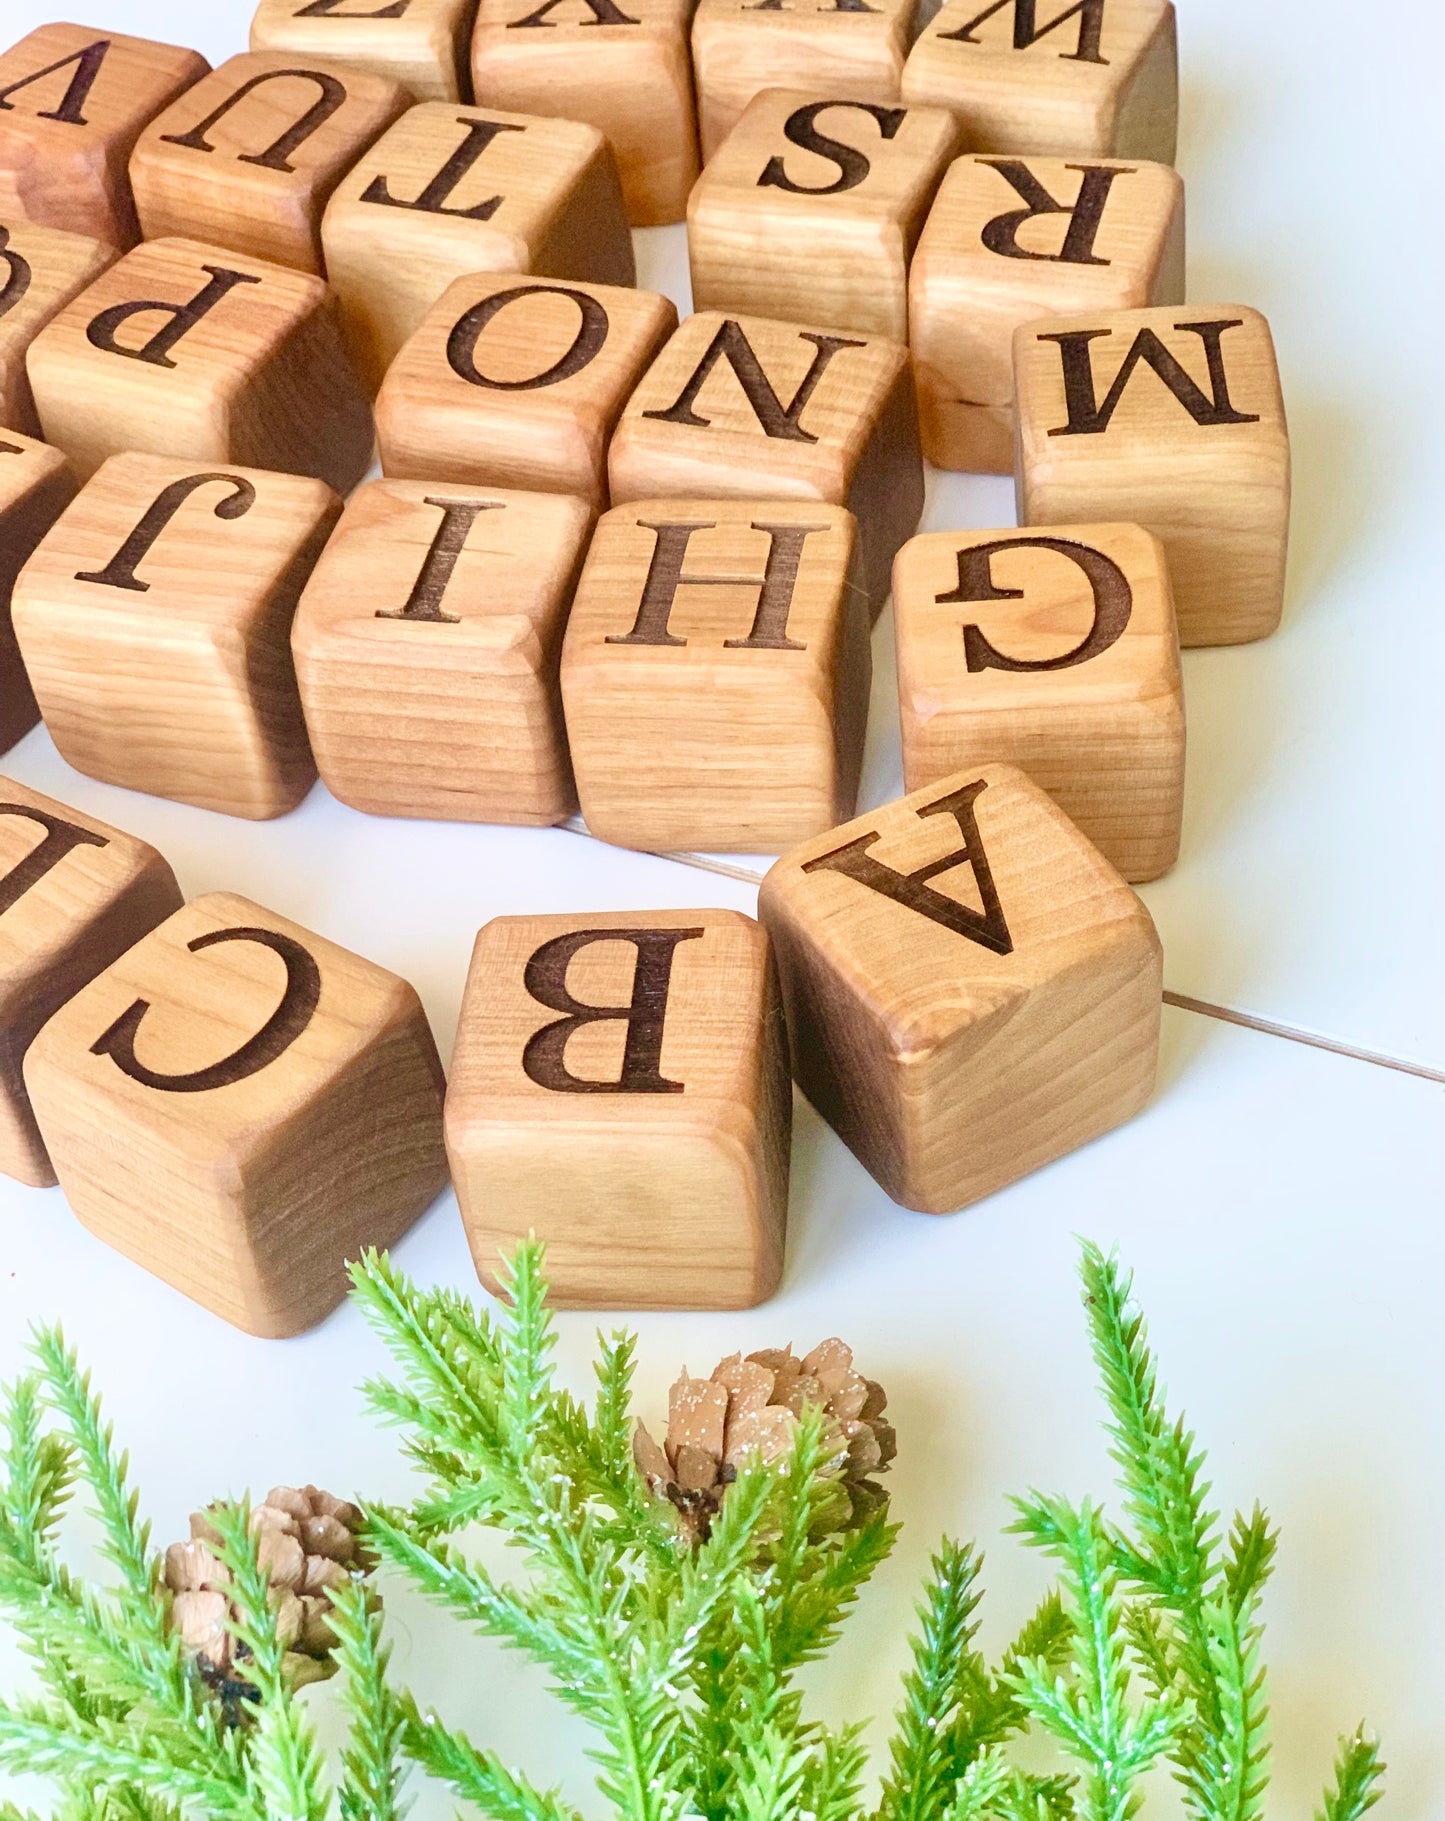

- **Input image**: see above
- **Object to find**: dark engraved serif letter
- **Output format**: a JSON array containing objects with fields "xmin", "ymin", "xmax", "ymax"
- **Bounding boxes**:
[
  {"xmin": 1042, "ymin": 319, "xmax": 1261, "ymax": 435},
  {"xmin": 0, "ymin": 228, "xmax": 32, "ymax": 320},
  {"xmin": 757, "ymin": 101, "xmax": 907, "ymax": 196},
  {"xmin": 360, "ymin": 117, "xmax": 524, "ymax": 220},
  {"xmin": 85, "ymin": 265, "xmax": 263, "ymax": 369},
  {"xmin": 934, "ymin": 534, "xmax": 1133, "ymax": 671},
  {"xmin": 295, "ymin": 0, "xmax": 408, "ymax": 17},
  {"xmin": 160, "ymin": 67, "xmax": 348, "ymax": 173},
  {"xmin": 0, "ymin": 39, "xmax": 112, "ymax": 124},
  {"xmin": 508, "ymin": 0, "xmax": 639, "ymax": 24},
  {"xmin": 521, "ymin": 927, "xmax": 704, "ymax": 1092},
  {"xmin": 447, "ymin": 283, "xmax": 609, "ymax": 389},
  {"xmin": 0, "ymin": 804, "xmax": 107, "ymax": 918},
  {"xmin": 938, "ymin": 0, "xmax": 1107, "ymax": 62},
  {"xmin": 642, "ymin": 320, "xmax": 864, "ymax": 443},
  {"xmin": 606, "ymin": 520, "xmax": 827, "ymax": 649},
  {"xmin": 74, "ymin": 473, "xmax": 257, "ymax": 593},
  {"xmin": 979, "ymin": 160, "xmax": 1125, "ymax": 264},
  {"xmin": 376, "ymin": 496, "xmax": 501, "ymax": 623}
]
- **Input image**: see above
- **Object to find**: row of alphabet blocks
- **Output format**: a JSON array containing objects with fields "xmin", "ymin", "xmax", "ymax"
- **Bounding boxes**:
[{"xmin": 0, "ymin": 758, "xmax": 1160, "ymax": 1327}]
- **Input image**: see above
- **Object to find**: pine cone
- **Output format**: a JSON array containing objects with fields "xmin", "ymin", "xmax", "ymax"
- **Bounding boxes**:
[{"xmin": 633, "ymin": 1339, "xmax": 895, "ymax": 1543}]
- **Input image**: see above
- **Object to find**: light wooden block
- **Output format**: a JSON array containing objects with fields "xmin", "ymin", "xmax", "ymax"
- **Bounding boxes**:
[
  {"xmin": 902, "ymin": 0, "xmax": 1177, "ymax": 162},
  {"xmin": 0, "ymin": 220, "xmax": 116, "ymax": 437},
  {"xmin": 375, "ymin": 272, "xmax": 675, "ymax": 505},
  {"xmin": 320, "ymin": 101, "xmax": 635, "ymax": 389},
  {"xmin": 250, "ymin": 0, "xmax": 479, "ymax": 103},
  {"xmin": 909, "ymin": 152, "xmax": 1183, "ymax": 472},
  {"xmin": 691, "ymin": 0, "xmax": 916, "ymax": 163},
  {"xmin": 688, "ymin": 90, "xmax": 959, "ymax": 341},
  {"xmin": 609, "ymin": 309, "xmax": 923, "ymax": 614},
  {"xmin": 0, "ymin": 24, "xmax": 208, "ymax": 249},
  {"xmin": 25, "ymin": 889, "xmax": 449, "ymax": 1337},
  {"xmin": 130, "ymin": 51, "xmax": 408, "ymax": 275},
  {"xmin": 1014, "ymin": 302, "xmax": 1290, "ymax": 645},
  {"xmin": 446, "ymin": 908, "xmax": 790, "ymax": 1309},
  {"xmin": 24, "ymin": 235, "xmax": 374, "ymax": 489},
  {"xmin": 0, "ymin": 433, "xmax": 75, "ymax": 753},
  {"xmin": 471, "ymin": 0, "xmax": 698, "ymax": 227},
  {"xmin": 13, "ymin": 452, "xmax": 338, "ymax": 819},
  {"xmin": 893, "ymin": 522, "xmax": 1183, "ymax": 880},
  {"xmin": 759, "ymin": 761, "xmax": 1161, "ymax": 1213},
  {"xmin": 0, "ymin": 778, "xmax": 181, "ymax": 1186},
  {"xmin": 292, "ymin": 478, "xmax": 591, "ymax": 823},
  {"xmin": 562, "ymin": 500, "xmax": 869, "ymax": 851}
]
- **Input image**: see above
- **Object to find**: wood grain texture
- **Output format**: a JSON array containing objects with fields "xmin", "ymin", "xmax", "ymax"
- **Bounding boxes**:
[
  {"xmin": 25, "ymin": 235, "xmax": 375, "ymax": 489},
  {"xmin": 13, "ymin": 452, "xmax": 338, "ymax": 819},
  {"xmin": 131, "ymin": 51, "xmax": 408, "ymax": 274},
  {"xmin": 0, "ymin": 23, "xmax": 208, "ymax": 248},
  {"xmin": 292, "ymin": 478, "xmax": 591, "ymax": 823},
  {"xmin": 758, "ymin": 761, "xmax": 1162, "ymax": 1214},
  {"xmin": 321, "ymin": 101, "xmax": 635, "ymax": 389},
  {"xmin": 688, "ymin": 89, "xmax": 960, "ymax": 341},
  {"xmin": 902, "ymin": 0, "xmax": 1177, "ymax": 163},
  {"xmin": 251, "ymin": 0, "xmax": 480, "ymax": 103},
  {"xmin": 1014, "ymin": 302, "xmax": 1290, "ymax": 645},
  {"xmin": 25, "ymin": 889, "xmax": 449, "ymax": 1337},
  {"xmin": 0, "ymin": 219, "xmax": 116, "ymax": 437},
  {"xmin": 0, "ymin": 776, "xmax": 182, "ymax": 1187},
  {"xmin": 446, "ymin": 907, "xmax": 791, "ymax": 1309},
  {"xmin": 471, "ymin": 0, "xmax": 698, "ymax": 227},
  {"xmin": 375, "ymin": 271, "xmax": 675, "ymax": 504},
  {"xmin": 893, "ymin": 521, "xmax": 1184, "ymax": 880},
  {"xmin": 0, "ymin": 432, "xmax": 75, "ymax": 754},
  {"xmin": 909, "ymin": 152, "xmax": 1184, "ymax": 473}
]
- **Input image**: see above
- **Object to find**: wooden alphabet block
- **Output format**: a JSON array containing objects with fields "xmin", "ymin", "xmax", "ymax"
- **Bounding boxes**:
[
  {"xmin": 292, "ymin": 478, "xmax": 591, "ymax": 823},
  {"xmin": 320, "ymin": 101, "xmax": 635, "ymax": 388},
  {"xmin": 13, "ymin": 453, "xmax": 338, "ymax": 819},
  {"xmin": 609, "ymin": 310, "xmax": 923, "ymax": 614},
  {"xmin": 0, "ymin": 24, "xmax": 208, "ymax": 248},
  {"xmin": 0, "ymin": 778, "xmax": 181, "ymax": 1186},
  {"xmin": 24, "ymin": 235, "xmax": 374, "ymax": 489},
  {"xmin": 687, "ymin": 91, "xmax": 960, "ymax": 341},
  {"xmin": 561, "ymin": 501, "xmax": 869, "ymax": 851},
  {"xmin": 250, "ymin": 0, "xmax": 478, "ymax": 103},
  {"xmin": 0, "ymin": 433, "xmax": 75, "ymax": 753},
  {"xmin": 902, "ymin": 0, "xmax": 1177, "ymax": 163},
  {"xmin": 909, "ymin": 153, "xmax": 1183, "ymax": 472},
  {"xmin": 25, "ymin": 890, "xmax": 449, "ymax": 1336},
  {"xmin": 893, "ymin": 523, "xmax": 1183, "ymax": 880},
  {"xmin": 375, "ymin": 272, "xmax": 675, "ymax": 504},
  {"xmin": 471, "ymin": 0, "xmax": 698, "ymax": 226},
  {"xmin": 0, "ymin": 220, "xmax": 115, "ymax": 437},
  {"xmin": 1014, "ymin": 303, "xmax": 1290, "ymax": 645},
  {"xmin": 130, "ymin": 51, "xmax": 408, "ymax": 274},
  {"xmin": 691, "ymin": 0, "xmax": 916, "ymax": 163},
  {"xmin": 446, "ymin": 908, "xmax": 790, "ymax": 1308},
  {"xmin": 758, "ymin": 762, "xmax": 1161, "ymax": 1213}
]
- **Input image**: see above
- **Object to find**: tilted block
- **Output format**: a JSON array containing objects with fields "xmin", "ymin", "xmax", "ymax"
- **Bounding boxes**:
[
  {"xmin": 24, "ymin": 235, "xmax": 374, "ymax": 489},
  {"xmin": 14, "ymin": 453, "xmax": 338, "ymax": 819},
  {"xmin": 251, "ymin": 0, "xmax": 479, "ymax": 103},
  {"xmin": 902, "ymin": 0, "xmax": 1177, "ymax": 163},
  {"xmin": 321, "ymin": 101, "xmax": 635, "ymax": 389},
  {"xmin": 375, "ymin": 272, "xmax": 675, "ymax": 504},
  {"xmin": 0, "ymin": 779, "xmax": 181, "ymax": 1187},
  {"xmin": 292, "ymin": 478, "xmax": 591, "ymax": 823},
  {"xmin": 688, "ymin": 90, "xmax": 960, "ymax": 341},
  {"xmin": 471, "ymin": 0, "xmax": 698, "ymax": 227},
  {"xmin": 446, "ymin": 908, "xmax": 790, "ymax": 1308},
  {"xmin": 0, "ymin": 220, "xmax": 115, "ymax": 437},
  {"xmin": 1014, "ymin": 303, "xmax": 1289, "ymax": 645},
  {"xmin": 893, "ymin": 522, "xmax": 1183, "ymax": 881},
  {"xmin": 131, "ymin": 51, "xmax": 408, "ymax": 274},
  {"xmin": 609, "ymin": 309, "xmax": 923, "ymax": 615},
  {"xmin": 0, "ymin": 23, "xmax": 208, "ymax": 248},
  {"xmin": 0, "ymin": 433, "xmax": 75, "ymax": 753},
  {"xmin": 759, "ymin": 762, "xmax": 1161, "ymax": 1213},
  {"xmin": 909, "ymin": 152, "xmax": 1183, "ymax": 472}
]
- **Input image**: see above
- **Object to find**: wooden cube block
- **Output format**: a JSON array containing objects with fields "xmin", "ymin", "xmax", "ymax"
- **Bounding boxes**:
[
  {"xmin": 25, "ymin": 890, "xmax": 449, "ymax": 1335},
  {"xmin": 562, "ymin": 501, "xmax": 869, "ymax": 851},
  {"xmin": 893, "ymin": 522, "xmax": 1182, "ymax": 880},
  {"xmin": 375, "ymin": 272, "xmax": 675, "ymax": 505},
  {"xmin": 759, "ymin": 762, "xmax": 1161, "ymax": 1212},
  {"xmin": 0, "ymin": 433, "xmax": 75, "ymax": 753},
  {"xmin": 13, "ymin": 452, "xmax": 338, "ymax": 818},
  {"xmin": 0, "ymin": 220, "xmax": 115, "ymax": 437},
  {"xmin": 24, "ymin": 235, "xmax": 374, "ymax": 489},
  {"xmin": 446, "ymin": 908, "xmax": 790, "ymax": 1309},
  {"xmin": 909, "ymin": 153, "xmax": 1183, "ymax": 472},
  {"xmin": 688, "ymin": 90, "xmax": 959, "ymax": 342},
  {"xmin": 250, "ymin": 0, "xmax": 478, "ymax": 103},
  {"xmin": 902, "ymin": 0, "xmax": 1177, "ymax": 163},
  {"xmin": 471, "ymin": 0, "xmax": 698, "ymax": 227},
  {"xmin": 609, "ymin": 309, "xmax": 923, "ymax": 614},
  {"xmin": 130, "ymin": 51, "xmax": 408, "ymax": 275},
  {"xmin": 292, "ymin": 478, "xmax": 591, "ymax": 822},
  {"xmin": 0, "ymin": 24, "xmax": 208, "ymax": 249},
  {"xmin": 0, "ymin": 778, "xmax": 181, "ymax": 1186},
  {"xmin": 691, "ymin": 0, "xmax": 916, "ymax": 163},
  {"xmin": 1014, "ymin": 303, "xmax": 1290, "ymax": 645},
  {"xmin": 321, "ymin": 101, "xmax": 634, "ymax": 389}
]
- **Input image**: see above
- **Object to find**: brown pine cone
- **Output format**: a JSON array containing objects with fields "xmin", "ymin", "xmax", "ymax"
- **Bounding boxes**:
[{"xmin": 633, "ymin": 1339, "xmax": 895, "ymax": 1543}]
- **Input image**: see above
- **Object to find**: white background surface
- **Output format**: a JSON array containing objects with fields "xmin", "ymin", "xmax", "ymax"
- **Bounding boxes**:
[{"xmin": 2, "ymin": 0, "xmax": 1443, "ymax": 1816}]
